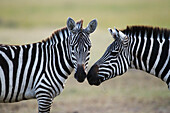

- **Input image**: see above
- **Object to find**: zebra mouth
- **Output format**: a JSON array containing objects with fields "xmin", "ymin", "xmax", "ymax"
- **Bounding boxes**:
[
  {"xmin": 87, "ymin": 74, "xmax": 104, "ymax": 86},
  {"xmin": 87, "ymin": 64, "xmax": 104, "ymax": 86}
]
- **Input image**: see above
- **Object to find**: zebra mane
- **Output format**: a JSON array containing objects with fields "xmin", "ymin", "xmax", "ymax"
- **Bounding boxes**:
[
  {"xmin": 122, "ymin": 26, "xmax": 170, "ymax": 40},
  {"xmin": 42, "ymin": 27, "xmax": 68, "ymax": 43},
  {"xmin": 44, "ymin": 20, "xmax": 83, "ymax": 43}
]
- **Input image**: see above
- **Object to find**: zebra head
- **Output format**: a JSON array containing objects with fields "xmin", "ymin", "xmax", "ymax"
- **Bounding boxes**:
[
  {"xmin": 87, "ymin": 27, "xmax": 130, "ymax": 85},
  {"xmin": 67, "ymin": 17, "xmax": 97, "ymax": 83}
]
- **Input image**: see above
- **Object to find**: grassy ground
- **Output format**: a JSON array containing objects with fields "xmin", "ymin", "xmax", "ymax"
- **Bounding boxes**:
[{"xmin": 0, "ymin": 0, "xmax": 170, "ymax": 113}]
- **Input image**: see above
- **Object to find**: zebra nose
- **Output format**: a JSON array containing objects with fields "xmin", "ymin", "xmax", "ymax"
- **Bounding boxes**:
[
  {"xmin": 87, "ymin": 64, "xmax": 101, "ymax": 86},
  {"xmin": 74, "ymin": 64, "xmax": 86, "ymax": 83}
]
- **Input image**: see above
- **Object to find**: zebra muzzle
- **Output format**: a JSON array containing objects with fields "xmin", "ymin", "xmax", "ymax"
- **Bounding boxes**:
[
  {"xmin": 87, "ymin": 64, "xmax": 102, "ymax": 86},
  {"xmin": 74, "ymin": 64, "xmax": 86, "ymax": 83}
]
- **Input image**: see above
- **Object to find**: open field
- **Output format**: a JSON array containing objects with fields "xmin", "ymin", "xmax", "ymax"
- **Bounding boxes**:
[{"xmin": 0, "ymin": 0, "xmax": 170, "ymax": 113}]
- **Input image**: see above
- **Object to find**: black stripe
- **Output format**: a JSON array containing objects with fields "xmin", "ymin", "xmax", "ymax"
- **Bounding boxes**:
[
  {"xmin": 16, "ymin": 45, "xmax": 30, "ymax": 101},
  {"xmin": 9, "ymin": 46, "xmax": 20, "ymax": 102},
  {"xmin": 0, "ymin": 78, "xmax": 1, "ymax": 97},
  {"xmin": 132, "ymin": 27, "xmax": 139, "ymax": 69},
  {"xmin": 0, "ymin": 52, "xmax": 9, "ymax": 102},
  {"xmin": 148, "ymin": 28, "xmax": 159, "ymax": 73},
  {"xmin": 53, "ymin": 45, "xmax": 67, "ymax": 79},
  {"xmin": 165, "ymin": 60, "xmax": 170, "ymax": 84},
  {"xmin": 57, "ymin": 43, "xmax": 70, "ymax": 75},
  {"xmin": 51, "ymin": 47, "xmax": 64, "ymax": 89},
  {"xmin": 23, "ymin": 44, "xmax": 37, "ymax": 99},
  {"xmin": 137, "ymin": 29, "xmax": 145, "ymax": 70},
  {"xmin": 156, "ymin": 31, "xmax": 169, "ymax": 77},
  {"xmin": 47, "ymin": 45, "xmax": 61, "ymax": 93},
  {"xmin": 41, "ymin": 79, "xmax": 54, "ymax": 96},
  {"xmin": 32, "ymin": 43, "xmax": 44, "ymax": 89},
  {"xmin": 143, "ymin": 29, "xmax": 152, "ymax": 72}
]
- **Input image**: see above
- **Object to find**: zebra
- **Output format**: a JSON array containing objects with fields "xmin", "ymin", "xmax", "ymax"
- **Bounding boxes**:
[
  {"xmin": 0, "ymin": 17, "xmax": 97, "ymax": 113},
  {"xmin": 87, "ymin": 26, "xmax": 170, "ymax": 90}
]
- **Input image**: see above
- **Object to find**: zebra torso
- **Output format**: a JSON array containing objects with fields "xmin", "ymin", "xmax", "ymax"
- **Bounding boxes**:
[
  {"xmin": 0, "ymin": 28, "xmax": 73, "ymax": 103},
  {"xmin": 123, "ymin": 26, "xmax": 170, "ymax": 84}
]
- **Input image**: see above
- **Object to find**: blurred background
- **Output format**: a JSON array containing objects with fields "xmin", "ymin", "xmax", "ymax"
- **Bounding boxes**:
[{"xmin": 0, "ymin": 0, "xmax": 170, "ymax": 113}]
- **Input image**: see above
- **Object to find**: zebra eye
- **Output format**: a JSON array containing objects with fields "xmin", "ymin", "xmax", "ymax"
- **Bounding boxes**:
[{"xmin": 110, "ymin": 51, "xmax": 119, "ymax": 56}]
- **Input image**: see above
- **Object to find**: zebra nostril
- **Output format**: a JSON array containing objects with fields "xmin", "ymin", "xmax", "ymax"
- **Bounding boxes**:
[{"xmin": 74, "ymin": 64, "xmax": 86, "ymax": 83}]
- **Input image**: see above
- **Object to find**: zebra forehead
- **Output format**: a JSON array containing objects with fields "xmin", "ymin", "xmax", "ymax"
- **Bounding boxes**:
[{"xmin": 75, "ymin": 20, "xmax": 83, "ymax": 30}]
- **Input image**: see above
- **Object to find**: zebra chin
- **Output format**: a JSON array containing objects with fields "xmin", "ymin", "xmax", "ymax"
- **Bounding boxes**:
[
  {"xmin": 74, "ymin": 64, "xmax": 87, "ymax": 83},
  {"xmin": 87, "ymin": 64, "xmax": 103, "ymax": 86}
]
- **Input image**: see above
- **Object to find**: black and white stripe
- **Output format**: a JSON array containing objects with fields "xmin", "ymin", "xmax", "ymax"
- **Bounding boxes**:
[
  {"xmin": 0, "ymin": 17, "xmax": 97, "ymax": 113},
  {"xmin": 87, "ymin": 26, "xmax": 170, "ymax": 89}
]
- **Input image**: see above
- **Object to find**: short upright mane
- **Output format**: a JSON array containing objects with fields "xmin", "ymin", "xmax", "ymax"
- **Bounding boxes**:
[
  {"xmin": 43, "ymin": 27, "xmax": 68, "ymax": 42},
  {"xmin": 45, "ymin": 20, "xmax": 83, "ymax": 42},
  {"xmin": 122, "ymin": 26, "xmax": 170, "ymax": 40}
]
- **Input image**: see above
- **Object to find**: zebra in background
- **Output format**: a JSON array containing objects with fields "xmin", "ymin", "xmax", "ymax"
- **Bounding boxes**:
[
  {"xmin": 0, "ymin": 17, "xmax": 97, "ymax": 113},
  {"xmin": 87, "ymin": 26, "xmax": 170, "ymax": 89}
]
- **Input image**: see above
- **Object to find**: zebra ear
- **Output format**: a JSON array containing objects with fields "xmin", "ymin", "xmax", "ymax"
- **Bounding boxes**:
[
  {"xmin": 85, "ymin": 19, "xmax": 97, "ymax": 34},
  {"xmin": 118, "ymin": 30, "xmax": 127, "ymax": 40},
  {"xmin": 67, "ymin": 17, "xmax": 76, "ymax": 32},
  {"xmin": 109, "ymin": 27, "xmax": 127, "ymax": 41},
  {"xmin": 108, "ymin": 28, "xmax": 118, "ymax": 40}
]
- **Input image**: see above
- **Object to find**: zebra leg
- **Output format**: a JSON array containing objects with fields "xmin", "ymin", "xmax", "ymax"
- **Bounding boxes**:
[
  {"xmin": 35, "ymin": 91, "xmax": 53, "ymax": 113},
  {"xmin": 34, "ymin": 74, "xmax": 54, "ymax": 113}
]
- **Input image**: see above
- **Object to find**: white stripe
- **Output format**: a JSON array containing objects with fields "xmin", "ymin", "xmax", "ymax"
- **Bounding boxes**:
[
  {"xmin": 61, "ymin": 42, "xmax": 73, "ymax": 72},
  {"xmin": 19, "ymin": 44, "xmax": 33, "ymax": 100},
  {"xmin": 122, "ymin": 52, "xmax": 129, "ymax": 71},
  {"xmin": 135, "ymin": 31, "xmax": 141, "ymax": 69},
  {"xmin": 33, "ymin": 43, "xmax": 44, "ymax": 88},
  {"xmin": 53, "ymin": 34, "xmax": 58, "ymax": 44},
  {"xmin": 59, "ymin": 31, "xmax": 64, "ymax": 42},
  {"xmin": 8, "ymin": 46, "xmax": 15, "ymax": 59},
  {"xmin": 140, "ymin": 32, "xmax": 147, "ymax": 71},
  {"xmin": 12, "ymin": 46, "xmax": 17, "ymax": 50},
  {"xmin": 109, "ymin": 62, "xmax": 118, "ymax": 77},
  {"xmin": 0, "ymin": 51, "xmax": 13, "ymax": 102},
  {"xmin": 130, "ymin": 33, "xmax": 136, "ymax": 68},
  {"xmin": 52, "ymin": 46, "xmax": 66, "ymax": 84},
  {"xmin": 163, "ymin": 70, "xmax": 170, "ymax": 82},
  {"xmin": 12, "ymin": 46, "xmax": 23, "ymax": 101},
  {"xmin": 0, "ymin": 66, "xmax": 6, "ymax": 102},
  {"xmin": 46, "ymin": 46, "xmax": 60, "ymax": 96},
  {"xmin": 150, "ymin": 36, "xmax": 165, "ymax": 75},
  {"xmin": 158, "ymin": 35, "xmax": 170, "ymax": 76},
  {"xmin": 119, "ymin": 55, "xmax": 125, "ymax": 73},
  {"xmin": 146, "ymin": 32, "xmax": 154, "ymax": 71},
  {"xmin": 25, "ymin": 44, "xmax": 39, "ymax": 99},
  {"xmin": 55, "ymin": 44, "xmax": 68, "ymax": 76}
]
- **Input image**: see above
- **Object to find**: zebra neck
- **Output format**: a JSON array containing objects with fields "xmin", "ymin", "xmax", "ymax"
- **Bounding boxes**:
[
  {"xmin": 44, "ymin": 28, "xmax": 74, "ymax": 78},
  {"xmin": 126, "ymin": 28, "xmax": 170, "ymax": 86}
]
